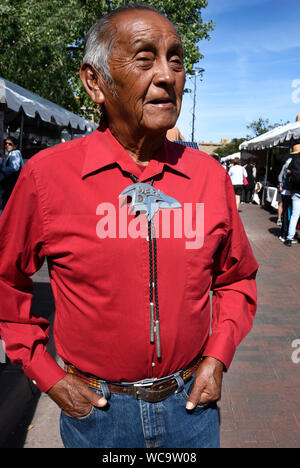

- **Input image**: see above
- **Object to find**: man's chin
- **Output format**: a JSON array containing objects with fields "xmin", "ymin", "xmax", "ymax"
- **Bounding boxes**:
[{"xmin": 141, "ymin": 119, "xmax": 178, "ymax": 135}]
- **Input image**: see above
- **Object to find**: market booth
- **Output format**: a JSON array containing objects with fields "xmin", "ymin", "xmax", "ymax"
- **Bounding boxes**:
[
  {"xmin": 239, "ymin": 118, "xmax": 300, "ymax": 210},
  {"xmin": 220, "ymin": 152, "xmax": 241, "ymax": 163},
  {"xmin": 0, "ymin": 77, "xmax": 97, "ymax": 158}
]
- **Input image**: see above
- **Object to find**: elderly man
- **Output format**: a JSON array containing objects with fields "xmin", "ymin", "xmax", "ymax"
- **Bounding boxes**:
[{"xmin": 0, "ymin": 4, "xmax": 258, "ymax": 448}]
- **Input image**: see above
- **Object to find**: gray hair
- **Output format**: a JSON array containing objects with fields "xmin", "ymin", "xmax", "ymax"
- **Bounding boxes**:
[{"xmin": 82, "ymin": 3, "xmax": 165, "ymax": 90}]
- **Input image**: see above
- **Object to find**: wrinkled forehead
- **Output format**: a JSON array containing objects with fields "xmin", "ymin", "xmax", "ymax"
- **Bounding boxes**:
[{"xmin": 111, "ymin": 10, "xmax": 182, "ymax": 50}]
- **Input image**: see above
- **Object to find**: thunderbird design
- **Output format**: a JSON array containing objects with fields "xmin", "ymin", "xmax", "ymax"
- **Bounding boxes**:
[{"xmin": 119, "ymin": 183, "xmax": 182, "ymax": 221}]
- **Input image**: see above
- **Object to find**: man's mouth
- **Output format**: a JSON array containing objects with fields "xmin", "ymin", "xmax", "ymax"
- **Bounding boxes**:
[{"xmin": 148, "ymin": 98, "xmax": 175, "ymax": 107}]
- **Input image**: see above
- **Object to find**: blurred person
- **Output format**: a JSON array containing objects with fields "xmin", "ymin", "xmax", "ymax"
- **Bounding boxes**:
[
  {"xmin": 284, "ymin": 145, "xmax": 300, "ymax": 246},
  {"xmin": 228, "ymin": 157, "xmax": 248, "ymax": 210},
  {"xmin": 0, "ymin": 137, "xmax": 24, "ymax": 210},
  {"xmin": 278, "ymin": 156, "xmax": 292, "ymax": 242},
  {"xmin": 251, "ymin": 161, "xmax": 257, "ymax": 181},
  {"xmin": 244, "ymin": 159, "xmax": 255, "ymax": 204}
]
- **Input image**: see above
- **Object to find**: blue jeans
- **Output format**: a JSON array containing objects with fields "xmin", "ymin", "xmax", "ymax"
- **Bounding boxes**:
[
  {"xmin": 287, "ymin": 192, "xmax": 300, "ymax": 240},
  {"xmin": 281, "ymin": 195, "xmax": 292, "ymax": 238},
  {"xmin": 60, "ymin": 373, "xmax": 220, "ymax": 448}
]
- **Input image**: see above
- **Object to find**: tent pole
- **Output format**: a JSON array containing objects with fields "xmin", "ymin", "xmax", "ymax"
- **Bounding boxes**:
[
  {"xmin": 19, "ymin": 110, "xmax": 24, "ymax": 152},
  {"xmin": 0, "ymin": 110, "xmax": 4, "ymax": 158},
  {"xmin": 264, "ymin": 148, "xmax": 270, "ymax": 185}
]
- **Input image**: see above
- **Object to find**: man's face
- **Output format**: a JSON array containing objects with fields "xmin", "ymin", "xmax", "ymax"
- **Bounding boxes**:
[{"xmin": 101, "ymin": 10, "xmax": 186, "ymax": 136}]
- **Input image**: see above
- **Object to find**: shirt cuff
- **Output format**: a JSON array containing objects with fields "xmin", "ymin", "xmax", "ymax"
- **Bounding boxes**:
[
  {"xmin": 23, "ymin": 350, "xmax": 67, "ymax": 393},
  {"xmin": 202, "ymin": 332, "xmax": 237, "ymax": 371}
]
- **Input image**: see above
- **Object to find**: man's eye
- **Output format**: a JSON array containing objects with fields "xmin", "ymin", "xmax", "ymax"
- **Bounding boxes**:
[
  {"xmin": 170, "ymin": 58, "xmax": 184, "ymax": 70},
  {"xmin": 137, "ymin": 55, "xmax": 153, "ymax": 62},
  {"xmin": 170, "ymin": 56, "xmax": 183, "ymax": 64}
]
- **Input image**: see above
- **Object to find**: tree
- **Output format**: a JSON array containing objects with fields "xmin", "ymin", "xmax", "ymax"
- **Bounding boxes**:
[
  {"xmin": 246, "ymin": 117, "xmax": 290, "ymax": 138},
  {"xmin": 214, "ymin": 138, "xmax": 245, "ymax": 158},
  {"xmin": 0, "ymin": 0, "xmax": 214, "ymax": 120}
]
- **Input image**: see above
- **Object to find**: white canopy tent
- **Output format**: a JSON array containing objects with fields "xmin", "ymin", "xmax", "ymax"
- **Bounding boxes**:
[
  {"xmin": 0, "ymin": 77, "xmax": 96, "ymax": 133},
  {"xmin": 220, "ymin": 152, "xmax": 240, "ymax": 162},
  {"xmin": 0, "ymin": 77, "xmax": 97, "ymax": 154},
  {"xmin": 239, "ymin": 120, "xmax": 300, "ymax": 151},
  {"xmin": 239, "ymin": 119, "xmax": 300, "ymax": 204}
]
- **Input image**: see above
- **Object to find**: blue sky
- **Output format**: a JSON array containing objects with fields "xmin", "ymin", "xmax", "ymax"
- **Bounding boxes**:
[{"xmin": 176, "ymin": 0, "xmax": 300, "ymax": 143}]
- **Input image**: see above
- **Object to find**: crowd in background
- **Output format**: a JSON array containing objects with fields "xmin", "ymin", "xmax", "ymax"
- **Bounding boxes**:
[
  {"xmin": 212, "ymin": 155, "xmax": 258, "ymax": 211},
  {"xmin": 212, "ymin": 150, "xmax": 300, "ymax": 247}
]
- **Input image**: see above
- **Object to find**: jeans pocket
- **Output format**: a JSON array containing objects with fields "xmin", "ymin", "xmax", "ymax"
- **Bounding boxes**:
[
  {"xmin": 62, "ymin": 404, "xmax": 96, "ymax": 422},
  {"xmin": 177, "ymin": 376, "xmax": 206, "ymax": 411},
  {"xmin": 75, "ymin": 405, "xmax": 96, "ymax": 421},
  {"xmin": 62, "ymin": 385, "xmax": 104, "ymax": 422}
]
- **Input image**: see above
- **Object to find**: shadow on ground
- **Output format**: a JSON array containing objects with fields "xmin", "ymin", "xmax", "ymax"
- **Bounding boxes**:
[{"xmin": 0, "ymin": 281, "xmax": 56, "ymax": 448}]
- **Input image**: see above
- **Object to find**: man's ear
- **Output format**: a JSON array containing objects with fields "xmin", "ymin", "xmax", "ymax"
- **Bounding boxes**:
[{"xmin": 79, "ymin": 63, "xmax": 105, "ymax": 104}]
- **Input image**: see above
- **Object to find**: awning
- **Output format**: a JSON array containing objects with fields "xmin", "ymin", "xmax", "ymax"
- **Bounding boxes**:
[
  {"xmin": 220, "ymin": 152, "xmax": 240, "ymax": 162},
  {"xmin": 0, "ymin": 77, "xmax": 96, "ymax": 133},
  {"xmin": 239, "ymin": 121, "xmax": 300, "ymax": 151}
]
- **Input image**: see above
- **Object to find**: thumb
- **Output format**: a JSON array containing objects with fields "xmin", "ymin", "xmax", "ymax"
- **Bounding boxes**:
[
  {"xmin": 185, "ymin": 383, "xmax": 205, "ymax": 410},
  {"xmin": 83, "ymin": 386, "xmax": 108, "ymax": 408}
]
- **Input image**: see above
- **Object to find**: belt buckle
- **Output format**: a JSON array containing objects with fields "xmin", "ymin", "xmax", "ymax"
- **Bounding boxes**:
[
  {"xmin": 132, "ymin": 380, "xmax": 154, "ymax": 400},
  {"xmin": 132, "ymin": 385, "xmax": 148, "ymax": 400}
]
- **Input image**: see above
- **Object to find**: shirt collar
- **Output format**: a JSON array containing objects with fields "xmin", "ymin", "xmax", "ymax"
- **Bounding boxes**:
[{"xmin": 81, "ymin": 124, "xmax": 191, "ymax": 181}]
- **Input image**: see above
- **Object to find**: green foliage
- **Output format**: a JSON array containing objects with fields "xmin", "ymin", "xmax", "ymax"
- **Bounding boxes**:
[
  {"xmin": 214, "ymin": 138, "xmax": 245, "ymax": 158},
  {"xmin": 0, "ymin": 0, "xmax": 213, "ymax": 120},
  {"xmin": 246, "ymin": 117, "xmax": 290, "ymax": 138},
  {"xmin": 215, "ymin": 118, "xmax": 291, "ymax": 158}
]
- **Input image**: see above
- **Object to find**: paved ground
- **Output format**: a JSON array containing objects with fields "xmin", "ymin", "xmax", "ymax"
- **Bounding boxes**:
[
  {"xmin": 220, "ymin": 203, "xmax": 300, "ymax": 448},
  {"xmin": 1, "ymin": 203, "xmax": 300, "ymax": 448}
]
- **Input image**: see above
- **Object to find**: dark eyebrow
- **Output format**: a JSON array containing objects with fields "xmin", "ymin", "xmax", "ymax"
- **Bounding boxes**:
[
  {"xmin": 132, "ymin": 39, "xmax": 183, "ymax": 54},
  {"xmin": 169, "ymin": 42, "xmax": 184, "ymax": 55},
  {"xmin": 132, "ymin": 39, "xmax": 155, "ymax": 50}
]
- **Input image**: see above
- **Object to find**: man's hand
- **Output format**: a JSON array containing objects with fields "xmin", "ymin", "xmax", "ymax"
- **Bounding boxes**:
[
  {"xmin": 47, "ymin": 374, "xmax": 108, "ymax": 419},
  {"xmin": 185, "ymin": 357, "xmax": 224, "ymax": 410}
]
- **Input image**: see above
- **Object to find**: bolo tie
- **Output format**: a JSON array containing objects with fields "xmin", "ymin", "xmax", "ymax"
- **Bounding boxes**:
[{"xmin": 119, "ymin": 173, "xmax": 182, "ymax": 360}]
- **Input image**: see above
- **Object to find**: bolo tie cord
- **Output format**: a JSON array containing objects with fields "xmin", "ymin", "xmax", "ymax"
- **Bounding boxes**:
[{"xmin": 128, "ymin": 173, "xmax": 161, "ymax": 359}]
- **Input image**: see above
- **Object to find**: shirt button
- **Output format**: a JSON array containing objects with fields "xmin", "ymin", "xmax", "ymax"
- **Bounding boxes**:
[
  {"xmin": 32, "ymin": 380, "xmax": 37, "ymax": 385},
  {"xmin": 152, "ymin": 362, "xmax": 155, "ymax": 367}
]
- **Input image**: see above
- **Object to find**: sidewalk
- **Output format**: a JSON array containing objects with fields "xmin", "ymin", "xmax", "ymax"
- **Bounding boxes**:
[
  {"xmin": 2, "ymin": 203, "xmax": 300, "ymax": 448},
  {"xmin": 220, "ymin": 203, "xmax": 300, "ymax": 448}
]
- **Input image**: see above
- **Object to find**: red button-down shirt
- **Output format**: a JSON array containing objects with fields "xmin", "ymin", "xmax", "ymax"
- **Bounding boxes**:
[{"xmin": 0, "ymin": 125, "xmax": 258, "ymax": 392}]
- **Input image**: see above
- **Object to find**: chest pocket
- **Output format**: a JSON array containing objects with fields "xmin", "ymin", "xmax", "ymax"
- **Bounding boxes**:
[{"xmin": 184, "ymin": 235, "xmax": 223, "ymax": 300}]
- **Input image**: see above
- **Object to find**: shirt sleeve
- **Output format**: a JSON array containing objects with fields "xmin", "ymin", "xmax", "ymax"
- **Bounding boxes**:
[
  {"xmin": 203, "ymin": 173, "xmax": 259, "ymax": 370},
  {"xmin": 2, "ymin": 150, "xmax": 23, "ymax": 176},
  {"xmin": 0, "ymin": 162, "xmax": 66, "ymax": 392}
]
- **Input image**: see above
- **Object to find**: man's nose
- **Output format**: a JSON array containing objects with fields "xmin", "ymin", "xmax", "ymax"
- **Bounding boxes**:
[{"xmin": 153, "ymin": 58, "xmax": 176, "ymax": 87}]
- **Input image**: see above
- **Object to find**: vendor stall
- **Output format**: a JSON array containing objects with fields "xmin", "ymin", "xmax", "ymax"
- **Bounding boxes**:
[
  {"xmin": 0, "ymin": 77, "xmax": 97, "ymax": 156},
  {"xmin": 239, "ymin": 121, "xmax": 300, "ymax": 152},
  {"xmin": 220, "ymin": 152, "xmax": 240, "ymax": 163},
  {"xmin": 239, "ymin": 118, "xmax": 300, "ymax": 209},
  {"xmin": 262, "ymin": 185, "xmax": 279, "ymax": 210}
]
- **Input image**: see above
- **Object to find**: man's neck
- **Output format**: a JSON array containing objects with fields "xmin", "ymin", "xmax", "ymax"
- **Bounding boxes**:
[{"xmin": 109, "ymin": 125, "xmax": 166, "ymax": 166}]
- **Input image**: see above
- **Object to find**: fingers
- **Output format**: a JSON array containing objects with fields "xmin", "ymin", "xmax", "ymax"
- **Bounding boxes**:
[
  {"xmin": 185, "ymin": 358, "xmax": 223, "ymax": 410},
  {"xmin": 47, "ymin": 374, "xmax": 108, "ymax": 418},
  {"xmin": 186, "ymin": 377, "xmax": 211, "ymax": 410},
  {"xmin": 78, "ymin": 380, "xmax": 108, "ymax": 408}
]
